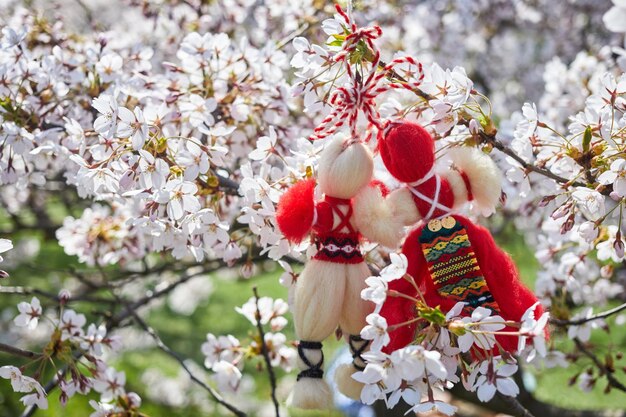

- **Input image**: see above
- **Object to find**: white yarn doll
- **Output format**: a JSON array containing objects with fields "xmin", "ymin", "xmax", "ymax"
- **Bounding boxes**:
[{"xmin": 276, "ymin": 134, "xmax": 403, "ymax": 408}]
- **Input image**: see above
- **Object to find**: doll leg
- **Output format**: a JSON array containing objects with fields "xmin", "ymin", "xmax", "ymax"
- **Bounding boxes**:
[
  {"xmin": 336, "ymin": 261, "xmax": 373, "ymax": 400},
  {"xmin": 288, "ymin": 259, "xmax": 345, "ymax": 409}
]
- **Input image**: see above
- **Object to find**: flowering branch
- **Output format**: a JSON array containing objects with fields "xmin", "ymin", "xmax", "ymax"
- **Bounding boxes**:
[
  {"xmin": 574, "ymin": 338, "xmax": 626, "ymax": 393},
  {"xmin": 122, "ymin": 302, "xmax": 248, "ymax": 417},
  {"xmin": 551, "ymin": 302, "xmax": 626, "ymax": 326},
  {"xmin": 252, "ymin": 286, "xmax": 280, "ymax": 417}
]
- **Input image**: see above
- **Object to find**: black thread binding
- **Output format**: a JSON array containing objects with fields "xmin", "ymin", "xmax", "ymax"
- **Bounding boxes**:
[
  {"xmin": 297, "ymin": 341, "xmax": 324, "ymax": 380},
  {"xmin": 349, "ymin": 335, "xmax": 369, "ymax": 371}
]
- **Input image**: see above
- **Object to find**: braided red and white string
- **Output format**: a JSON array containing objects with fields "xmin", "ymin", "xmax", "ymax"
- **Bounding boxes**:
[{"xmin": 310, "ymin": 4, "xmax": 426, "ymax": 142}]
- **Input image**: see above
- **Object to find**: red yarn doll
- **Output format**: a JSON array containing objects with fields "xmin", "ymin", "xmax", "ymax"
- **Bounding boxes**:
[
  {"xmin": 276, "ymin": 135, "xmax": 404, "ymax": 409},
  {"xmin": 378, "ymin": 121, "xmax": 543, "ymax": 354}
]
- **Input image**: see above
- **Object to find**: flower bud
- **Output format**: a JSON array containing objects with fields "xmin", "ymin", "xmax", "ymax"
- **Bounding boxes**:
[
  {"xmin": 578, "ymin": 221, "xmax": 598, "ymax": 242},
  {"xmin": 613, "ymin": 236, "xmax": 625, "ymax": 259},
  {"xmin": 58, "ymin": 289, "xmax": 71, "ymax": 305},
  {"xmin": 551, "ymin": 203, "xmax": 570, "ymax": 220},
  {"xmin": 539, "ymin": 195, "xmax": 556, "ymax": 207},
  {"xmin": 560, "ymin": 214, "xmax": 575, "ymax": 234},
  {"xmin": 448, "ymin": 319, "xmax": 466, "ymax": 336}
]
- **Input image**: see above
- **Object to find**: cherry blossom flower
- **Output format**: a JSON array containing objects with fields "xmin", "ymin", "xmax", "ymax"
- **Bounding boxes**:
[
  {"xmin": 409, "ymin": 400, "xmax": 457, "ymax": 416},
  {"xmin": 576, "ymin": 221, "xmax": 599, "ymax": 243},
  {"xmin": 179, "ymin": 94, "xmax": 218, "ymax": 127},
  {"xmin": 249, "ymin": 127, "xmax": 277, "ymax": 161},
  {"xmin": 14, "ymin": 297, "xmax": 42, "ymax": 330},
  {"xmin": 596, "ymin": 226, "xmax": 625, "ymax": 262},
  {"xmin": 0, "ymin": 238, "xmax": 12, "ymax": 261},
  {"xmin": 571, "ymin": 188, "xmax": 605, "ymax": 221},
  {"xmin": 472, "ymin": 359, "xmax": 520, "ymax": 402},
  {"xmin": 386, "ymin": 379, "xmax": 423, "ymax": 409},
  {"xmin": 0, "ymin": 366, "xmax": 27, "ymax": 392},
  {"xmin": 360, "ymin": 313, "xmax": 390, "ymax": 351},
  {"xmin": 517, "ymin": 302, "xmax": 549, "ymax": 359},
  {"xmin": 211, "ymin": 361, "xmax": 242, "ymax": 392},
  {"xmin": 92, "ymin": 95, "xmax": 120, "ymax": 137},
  {"xmin": 235, "ymin": 297, "xmax": 289, "ymax": 331},
  {"xmin": 89, "ymin": 400, "xmax": 116, "ymax": 417},
  {"xmin": 117, "ymin": 107, "xmax": 148, "ymax": 151},
  {"xmin": 93, "ymin": 368, "xmax": 126, "ymax": 402},
  {"xmin": 201, "ymin": 334, "xmax": 242, "ymax": 369},
  {"xmin": 379, "ymin": 253, "xmax": 408, "ymax": 281},
  {"xmin": 391, "ymin": 345, "xmax": 447, "ymax": 381},
  {"xmin": 96, "ymin": 54, "xmax": 123, "ymax": 83},
  {"xmin": 137, "ymin": 151, "xmax": 170, "ymax": 190},
  {"xmin": 604, "ymin": 1, "xmax": 626, "ymax": 32},
  {"xmin": 457, "ymin": 307, "xmax": 506, "ymax": 353},
  {"xmin": 80, "ymin": 324, "xmax": 110, "ymax": 356},
  {"xmin": 361, "ymin": 275, "xmax": 389, "ymax": 307},
  {"xmin": 598, "ymin": 158, "xmax": 626, "ymax": 197},
  {"xmin": 155, "ymin": 180, "xmax": 201, "ymax": 221},
  {"xmin": 567, "ymin": 307, "xmax": 604, "ymax": 342},
  {"xmin": 0, "ymin": 366, "xmax": 48, "ymax": 409},
  {"xmin": 60, "ymin": 310, "xmax": 87, "ymax": 341}
]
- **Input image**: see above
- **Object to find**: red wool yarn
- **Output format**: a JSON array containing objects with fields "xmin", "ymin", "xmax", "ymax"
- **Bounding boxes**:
[
  {"xmin": 381, "ymin": 216, "xmax": 544, "ymax": 354},
  {"xmin": 379, "ymin": 122, "xmax": 434, "ymax": 183},
  {"xmin": 275, "ymin": 178, "xmax": 316, "ymax": 243},
  {"xmin": 377, "ymin": 121, "xmax": 543, "ymax": 355}
]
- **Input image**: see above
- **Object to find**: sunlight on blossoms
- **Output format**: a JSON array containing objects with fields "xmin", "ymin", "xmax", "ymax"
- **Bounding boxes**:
[{"xmin": 0, "ymin": 1, "xmax": 625, "ymax": 417}]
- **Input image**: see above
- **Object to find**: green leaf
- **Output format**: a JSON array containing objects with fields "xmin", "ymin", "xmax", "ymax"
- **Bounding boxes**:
[
  {"xmin": 583, "ymin": 126, "xmax": 592, "ymax": 153},
  {"xmin": 418, "ymin": 305, "xmax": 447, "ymax": 326},
  {"xmin": 327, "ymin": 39, "xmax": 344, "ymax": 47}
]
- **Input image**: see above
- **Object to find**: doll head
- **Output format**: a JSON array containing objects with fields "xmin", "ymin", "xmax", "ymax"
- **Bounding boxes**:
[
  {"xmin": 378, "ymin": 122, "xmax": 435, "ymax": 183},
  {"xmin": 318, "ymin": 136, "xmax": 374, "ymax": 199}
]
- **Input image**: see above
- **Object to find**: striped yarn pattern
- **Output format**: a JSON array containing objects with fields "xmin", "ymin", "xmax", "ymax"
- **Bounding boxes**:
[{"xmin": 419, "ymin": 218, "xmax": 500, "ymax": 314}]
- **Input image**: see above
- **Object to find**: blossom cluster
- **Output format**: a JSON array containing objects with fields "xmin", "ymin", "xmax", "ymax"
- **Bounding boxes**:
[
  {"xmin": 357, "ymin": 254, "xmax": 549, "ymax": 413},
  {"xmin": 201, "ymin": 296, "xmax": 295, "ymax": 394},
  {"xmin": 3, "ymin": 295, "xmax": 132, "ymax": 414}
]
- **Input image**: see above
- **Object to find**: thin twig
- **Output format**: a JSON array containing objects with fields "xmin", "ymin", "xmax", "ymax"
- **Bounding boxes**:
[
  {"xmin": 378, "ymin": 60, "xmax": 583, "ymax": 191},
  {"xmin": 0, "ymin": 342, "xmax": 41, "ymax": 359},
  {"xmin": 0, "ymin": 285, "xmax": 115, "ymax": 304},
  {"xmin": 574, "ymin": 338, "xmax": 626, "ymax": 393},
  {"xmin": 14, "ymin": 266, "xmax": 226, "ymax": 417},
  {"xmin": 122, "ymin": 302, "xmax": 247, "ymax": 417},
  {"xmin": 276, "ymin": 22, "xmax": 310, "ymax": 50},
  {"xmin": 551, "ymin": 302, "xmax": 626, "ymax": 326},
  {"xmin": 252, "ymin": 287, "xmax": 280, "ymax": 417},
  {"xmin": 482, "ymin": 131, "xmax": 587, "ymax": 188}
]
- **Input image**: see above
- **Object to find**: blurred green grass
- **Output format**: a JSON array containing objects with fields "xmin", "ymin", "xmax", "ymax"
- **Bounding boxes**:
[{"xmin": 0, "ymin": 223, "xmax": 625, "ymax": 416}]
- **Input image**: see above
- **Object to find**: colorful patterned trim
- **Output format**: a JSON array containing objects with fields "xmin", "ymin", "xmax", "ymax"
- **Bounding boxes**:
[
  {"xmin": 313, "ymin": 234, "xmax": 364, "ymax": 264},
  {"xmin": 420, "ymin": 217, "xmax": 500, "ymax": 314}
]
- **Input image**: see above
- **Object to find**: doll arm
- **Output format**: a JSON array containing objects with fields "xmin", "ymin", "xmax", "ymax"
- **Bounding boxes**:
[
  {"xmin": 387, "ymin": 187, "xmax": 421, "ymax": 226},
  {"xmin": 352, "ymin": 183, "xmax": 406, "ymax": 248},
  {"xmin": 443, "ymin": 147, "xmax": 501, "ymax": 216},
  {"xmin": 275, "ymin": 178, "xmax": 317, "ymax": 243}
]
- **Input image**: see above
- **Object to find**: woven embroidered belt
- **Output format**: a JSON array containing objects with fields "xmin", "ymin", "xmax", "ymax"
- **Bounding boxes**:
[
  {"xmin": 313, "ymin": 235, "xmax": 363, "ymax": 264},
  {"xmin": 419, "ymin": 216, "xmax": 500, "ymax": 315}
]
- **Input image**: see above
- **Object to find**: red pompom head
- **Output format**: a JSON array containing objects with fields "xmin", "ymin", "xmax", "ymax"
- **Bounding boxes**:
[
  {"xmin": 275, "ymin": 179, "xmax": 316, "ymax": 243},
  {"xmin": 379, "ymin": 122, "xmax": 435, "ymax": 183}
]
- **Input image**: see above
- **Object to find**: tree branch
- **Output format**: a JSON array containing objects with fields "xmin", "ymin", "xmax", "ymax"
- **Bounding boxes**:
[
  {"xmin": 551, "ymin": 303, "xmax": 626, "ymax": 326},
  {"xmin": 0, "ymin": 342, "xmax": 41, "ymax": 359},
  {"xmin": 497, "ymin": 393, "xmax": 536, "ymax": 417},
  {"xmin": 574, "ymin": 338, "xmax": 626, "ymax": 393},
  {"xmin": 252, "ymin": 286, "xmax": 280, "ymax": 417},
  {"xmin": 121, "ymin": 301, "xmax": 248, "ymax": 417},
  {"xmin": 482, "ymin": 131, "xmax": 587, "ymax": 188}
]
